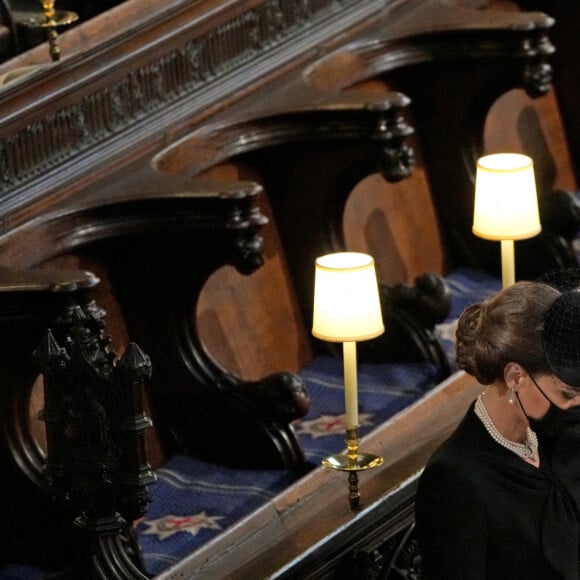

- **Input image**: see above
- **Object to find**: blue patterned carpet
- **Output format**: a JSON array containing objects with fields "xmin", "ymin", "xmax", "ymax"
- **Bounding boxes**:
[
  {"xmin": 137, "ymin": 456, "xmax": 299, "ymax": 576},
  {"xmin": 0, "ymin": 566, "xmax": 43, "ymax": 580}
]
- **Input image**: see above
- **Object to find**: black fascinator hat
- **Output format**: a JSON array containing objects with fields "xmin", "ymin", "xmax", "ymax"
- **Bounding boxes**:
[
  {"xmin": 537, "ymin": 267, "xmax": 580, "ymax": 388},
  {"xmin": 542, "ymin": 289, "xmax": 580, "ymax": 388},
  {"xmin": 537, "ymin": 266, "xmax": 580, "ymax": 292}
]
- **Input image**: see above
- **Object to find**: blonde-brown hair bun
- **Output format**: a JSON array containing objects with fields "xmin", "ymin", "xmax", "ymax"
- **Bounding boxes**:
[{"xmin": 455, "ymin": 281, "xmax": 560, "ymax": 384}]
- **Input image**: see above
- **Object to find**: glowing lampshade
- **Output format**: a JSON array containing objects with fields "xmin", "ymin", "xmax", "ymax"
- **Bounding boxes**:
[
  {"xmin": 312, "ymin": 252, "xmax": 384, "ymax": 343},
  {"xmin": 473, "ymin": 153, "xmax": 541, "ymax": 241}
]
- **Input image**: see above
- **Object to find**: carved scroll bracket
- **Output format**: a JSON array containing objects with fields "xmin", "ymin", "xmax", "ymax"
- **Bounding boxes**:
[{"xmin": 153, "ymin": 91, "xmax": 415, "ymax": 180}]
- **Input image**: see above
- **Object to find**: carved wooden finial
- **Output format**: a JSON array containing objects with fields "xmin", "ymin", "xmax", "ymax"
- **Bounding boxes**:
[
  {"xmin": 32, "ymin": 327, "xmax": 68, "ymax": 369},
  {"xmin": 119, "ymin": 342, "xmax": 152, "ymax": 381}
]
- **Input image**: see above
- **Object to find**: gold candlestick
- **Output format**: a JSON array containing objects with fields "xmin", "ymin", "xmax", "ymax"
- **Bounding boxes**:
[
  {"xmin": 41, "ymin": 0, "xmax": 59, "ymax": 61},
  {"xmin": 19, "ymin": 1, "xmax": 78, "ymax": 62},
  {"xmin": 322, "ymin": 426, "xmax": 384, "ymax": 511},
  {"xmin": 40, "ymin": 0, "xmax": 74, "ymax": 61}
]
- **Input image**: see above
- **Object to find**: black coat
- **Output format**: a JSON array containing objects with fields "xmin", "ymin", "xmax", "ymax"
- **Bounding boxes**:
[{"xmin": 415, "ymin": 404, "xmax": 580, "ymax": 579}]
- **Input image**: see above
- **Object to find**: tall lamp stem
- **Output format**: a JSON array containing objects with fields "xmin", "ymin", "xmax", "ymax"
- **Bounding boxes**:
[
  {"xmin": 501, "ymin": 239, "xmax": 515, "ymax": 288},
  {"xmin": 343, "ymin": 341, "xmax": 358, "ymax": 430}
]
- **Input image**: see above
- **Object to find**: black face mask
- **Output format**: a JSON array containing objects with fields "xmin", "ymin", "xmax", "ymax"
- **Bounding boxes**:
[{"xmin": 517, "ymin": 374, "xmax": 580, "ymax": 437}]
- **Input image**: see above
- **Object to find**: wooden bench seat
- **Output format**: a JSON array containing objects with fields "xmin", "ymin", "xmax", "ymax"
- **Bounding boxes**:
[
  {"xmin": 154, "ymin": 371, "xmax": 483, "ymax": 579},
  {"xmin": 136, "ymin": 358, "xmax": 442, "ymax": 576}
]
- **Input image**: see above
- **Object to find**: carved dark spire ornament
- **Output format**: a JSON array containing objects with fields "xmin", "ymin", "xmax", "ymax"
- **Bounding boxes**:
[{"xmin": 33, "ymin": 301, "xmax": 155, "ymax": 579}]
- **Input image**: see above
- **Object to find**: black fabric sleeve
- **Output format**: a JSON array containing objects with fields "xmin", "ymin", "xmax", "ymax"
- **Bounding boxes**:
[{"xmin": 415, "ymin": 463, "xmax": 488, "ymax": 580}]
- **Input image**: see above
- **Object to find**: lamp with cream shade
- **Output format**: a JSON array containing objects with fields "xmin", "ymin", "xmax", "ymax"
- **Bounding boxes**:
[
  {"xmin": 472, "ymin": 153, "xmax": 542, "ymax": 287},
  {"xmin": 312, "ymin": 251, "xmax": 385, "ymax": 510}
]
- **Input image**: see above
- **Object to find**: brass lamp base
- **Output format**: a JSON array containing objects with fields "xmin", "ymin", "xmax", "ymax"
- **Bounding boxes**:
[
  {"xmin": 322, "ymin": 426, "xmax": 384, "ymax": 511},
  {"xmin": 322, "ymin": 452, "xmax": 383, "ymax": 471},
  {"xmin": 17, "ymin": 2, "xmax": 79, "ymax": 62},
  {"xmin": 18, "ymin": 11, "xmax": 79, "ymax": 29}
]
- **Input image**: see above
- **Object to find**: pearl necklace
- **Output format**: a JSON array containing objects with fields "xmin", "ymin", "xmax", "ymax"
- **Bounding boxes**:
[{"xmin": 474, "ymin": 394, "xmax": 538, "ymax": 461}]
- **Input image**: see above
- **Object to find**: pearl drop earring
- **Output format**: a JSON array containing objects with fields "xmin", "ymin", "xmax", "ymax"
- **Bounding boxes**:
[{"xmin": 508, "ymin": 388, "xmax": 515, "ymax": 405}]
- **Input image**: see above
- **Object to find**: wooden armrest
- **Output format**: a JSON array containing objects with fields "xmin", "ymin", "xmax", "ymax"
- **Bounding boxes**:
[{"xmin": 0, "ymin": 264, "xmax": 97, "ymax": 293}]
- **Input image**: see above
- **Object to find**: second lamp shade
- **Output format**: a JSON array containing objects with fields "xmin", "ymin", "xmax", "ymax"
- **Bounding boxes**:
[{"xmin": 472, "ymin": 153, "xmax": 541, "ymax": 241}]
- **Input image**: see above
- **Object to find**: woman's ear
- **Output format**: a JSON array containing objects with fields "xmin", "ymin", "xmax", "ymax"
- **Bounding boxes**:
[{"xmin": 504, "ymin": 361, "xmax": 526, "ymax": 389}]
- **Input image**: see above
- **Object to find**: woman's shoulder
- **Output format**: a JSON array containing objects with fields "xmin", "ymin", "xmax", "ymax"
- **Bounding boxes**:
[
  {"xmin": 428, "ymin": 407, "xmax": 485, "ymax": 463},
  {"xmin": 418, "ymin": 407, "xmax": 495, "ymax": 489},
  {"xmin": 420, "ymin": 441, "xmax": 482, "ymax": 490}
]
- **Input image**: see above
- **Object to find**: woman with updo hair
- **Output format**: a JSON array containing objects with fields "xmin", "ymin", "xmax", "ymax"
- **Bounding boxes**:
[{"xmin": 415, "ymin": 280, "xmax": 580, "ymax": 579}]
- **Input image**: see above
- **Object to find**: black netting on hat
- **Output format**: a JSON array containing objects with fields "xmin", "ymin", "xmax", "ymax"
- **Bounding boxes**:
[
  {"xmin": 537, "ymin": 267, "xmax": 580, "ymax": 292},
  {"xmin": 542, "ymin": 290, "xmax": 580, "ymax": 388}
]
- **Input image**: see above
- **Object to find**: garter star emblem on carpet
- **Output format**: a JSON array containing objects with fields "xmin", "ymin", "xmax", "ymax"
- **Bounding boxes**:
[{"xmin": 142, "ymin": 512, "xmax": 225, "ymax": 540}]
